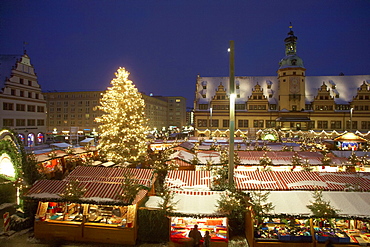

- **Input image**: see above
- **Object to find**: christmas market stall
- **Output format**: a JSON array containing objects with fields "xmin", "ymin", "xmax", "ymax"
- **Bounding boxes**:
[
  {"xmin": 145, "ymin": 191, "xmax": 228, "ymax": 247},
  {"xmin": 23, "ymin": 167, "xmax": 155, "ymax": 245},
  {"xmin": 35, "ymin": 149, "xmax": 68, "ymax": 179},
  {"xmin": 145, "ymin": 170, "xmax": 229, "ymax": 247},
  {"xmin": 232, "ymin": 170, "xmax": 370, "ymax": 247},
  {"xmin": 35, "ymin": 145, "xmax": 98, "ymax": 179},
  {"xmin": 245, "ymin": 191, "xmax": 370, "ymax": 247}
]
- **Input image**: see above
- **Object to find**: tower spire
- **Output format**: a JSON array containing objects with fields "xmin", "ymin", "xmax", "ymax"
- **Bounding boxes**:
[{"xmin": 284, "ymin": 23, "xmax": 297, "ymax": 55}]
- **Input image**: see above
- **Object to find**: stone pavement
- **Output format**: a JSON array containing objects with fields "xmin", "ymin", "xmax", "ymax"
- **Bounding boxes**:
[{"xmin": 1, "ymin": 228, "xmax": 170, "ymax": 247}]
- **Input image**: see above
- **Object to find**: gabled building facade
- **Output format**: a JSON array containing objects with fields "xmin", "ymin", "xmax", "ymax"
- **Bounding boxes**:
[
  {"xmin": 0, "ymin": 52, "xmax": 47, "ymax": 146},
  {"xmin": 193, "ymin": 27, "xmax": 370, "ymax": 137}
]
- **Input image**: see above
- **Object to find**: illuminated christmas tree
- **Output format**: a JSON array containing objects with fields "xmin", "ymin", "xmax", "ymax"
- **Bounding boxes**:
[{"xmin": 95, "ymin": 67, "xmax": 148, "ymax": 165}]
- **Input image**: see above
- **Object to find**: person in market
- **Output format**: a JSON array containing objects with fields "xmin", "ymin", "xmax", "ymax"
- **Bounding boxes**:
[
  {"xmin": 188, "ymin": 224, "xmax": 203, "ymax": 247},
  {"xmin": 325, "ymin": 239, "xmax": 333, "ymax": 247},
  {"xmin": 203, "ymin": 230, "xmax": 211, "ymax": 247}
]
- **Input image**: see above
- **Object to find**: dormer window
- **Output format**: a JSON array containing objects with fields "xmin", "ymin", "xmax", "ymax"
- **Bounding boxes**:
[{"xmin": 291, "ymin": 59, "xmax": 297, "ymax": 65}]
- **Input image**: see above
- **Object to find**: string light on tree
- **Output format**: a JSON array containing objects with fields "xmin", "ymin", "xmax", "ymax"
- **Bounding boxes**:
[{"xmin": 95, "ymin": 67, "xmax": 148, "ymax": 166}]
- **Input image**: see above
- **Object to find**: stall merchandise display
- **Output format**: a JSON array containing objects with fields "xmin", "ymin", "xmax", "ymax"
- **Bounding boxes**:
[
  {"xmin": 314, "ymin": 227, "xmax": 350, "ymax": 243},
  {"xmin": 36, "ymin": 202, "xmax": 135, "ymax": 227},
  {"xmin": 255, "ymin": 219, "xmax": 311, "ymax": 242},
  {"xmin": 170, "ymin": 217, "xmax": 228, "ymax": 244},
  {"xmin": 345, "ymin": 229, "xmax": 370, "ymax": 244}
]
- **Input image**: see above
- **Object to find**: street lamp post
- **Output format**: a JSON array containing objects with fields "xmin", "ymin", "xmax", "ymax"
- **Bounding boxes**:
[
  {"xmin": 210, "ymin": 107, "xmax": 213, "ymax": 138},
  {"xmin": 350, "ymin": 108, "xmax": 354, "ymax": 132},
  {"xmin": 228, "ymin": 40, "xmax": 235, "ymax": 187}
]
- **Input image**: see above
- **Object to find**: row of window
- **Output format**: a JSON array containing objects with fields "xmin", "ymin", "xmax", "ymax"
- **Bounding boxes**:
[
  {"xmin": 3, "ymin": 119, "xmax": 45, "ymax": 127},
  {"xmin": 19, "ymin": 78, "xmax": 33, "ymax": 86},
  {"xmin": 197, "ymin": 119, "xmax": 370, "ymax": 130},
  {"xmin": 49, "ymin": 120, "xmax": 97, "ymax": 126},
  {"xmin": 10, "ymin": 88, "xmax": 40, "ymax": 99},
  {"xmin": 49, "ymin": 114, "xmax": 97, "ymax": 120},
  {"xmin": 49, "ymin": 108, "xmax": 93, "ymax": 113},
  {"xmin": 199, "ymin": 103, "xmax": 367, "ymax": 111},
  {"xmin": 3, "ymin": 102, "xmax": 45, "ymax": 112},
  {"xmin": 49, "ymin": 101, "xmax": 99, "ymax": 106},
  {"xmin": 45, "ymin": 94, "xmax": 100, "ymax": 99},
  {"xmin": 198, "ymin": 119, "xmax": 273, "ymax": 128}
]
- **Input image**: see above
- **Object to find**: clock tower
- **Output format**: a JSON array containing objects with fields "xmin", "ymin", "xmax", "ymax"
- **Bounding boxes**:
[{"xmin": 277, "ymin": 25, "xmax": 306, "ymax": 112}]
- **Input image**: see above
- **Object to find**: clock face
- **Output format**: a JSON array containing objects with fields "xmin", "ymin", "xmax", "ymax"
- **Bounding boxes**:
[{"xmin": 290, "ymin": 77, "xmax": 300, "ymax": 93}]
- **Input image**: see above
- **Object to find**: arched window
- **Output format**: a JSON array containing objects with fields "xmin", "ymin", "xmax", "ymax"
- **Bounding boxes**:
[
  {"xmin": 27, "ymin": 133, "xmax": 35, "ymax": 147},
  {"xmin": 18, "ymin": 134, "xmax": 25, "ymax": 145},
  {"xmin": 37, "ymin": 133, "xmax": 44, "ymax": 144}
]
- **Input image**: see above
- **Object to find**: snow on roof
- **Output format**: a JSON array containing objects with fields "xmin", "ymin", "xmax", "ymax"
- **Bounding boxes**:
[
  {"xmin": 80, "ymin": 138, "xmax": 94, "ymax": 143},
  {"xmin": 50, "ymin": 142, "xmax": 73, "ymax": 149},
  {"xmin": 196, "ymin": 75, "xmax": 370, "ymax": 107},
  {"xmin": 261, "ymin": 191, "xmax": 370, "ymax": 217},
  {"xmin": 170, "ymin": 150, "xmax": 195, "ymax": 163},
  {"xmin": 234, "ymin": 171, "xmax": 370, "ymax": 191},
  {"xmin": 145, "ymin": 192, "xmax": 224, "ymax": 215},
  {"xmin": 286, "ymin": 180, "xmax": 328, "ymax": 188}
]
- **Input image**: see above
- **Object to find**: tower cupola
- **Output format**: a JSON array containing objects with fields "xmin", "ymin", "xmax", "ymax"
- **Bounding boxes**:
[{"xmin": 279, "ymin": 24, "xmax": 304, "ymax": 70}]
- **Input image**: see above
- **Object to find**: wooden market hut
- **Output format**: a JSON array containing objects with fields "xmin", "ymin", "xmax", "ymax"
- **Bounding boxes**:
[
  {"xmin": 143, "ymin": 169, "xmax": 229, "ymax": 246},
  {"xmin": 23, "ymin": 167, "xmax": 155, "ymax": 245},
  {"xmin": 245, "ymin": 191, "xmax": 370, "ymax": 247},
  {"xmin": 233, "ymin": 171, "xmax": 370, "ymax": 246}
]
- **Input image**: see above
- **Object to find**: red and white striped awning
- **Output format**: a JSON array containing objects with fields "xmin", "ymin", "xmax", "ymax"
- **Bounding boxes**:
[
  {"xmin": 236, "ymin": 151, "xmax": 327, "ymax": 166},
  {"xmin": 319, "ymin": 172, "xmax": 370, "ymax": 191},
  {"xmin": 234, "ymin": 171, "xmax": 285, "ymax": 190},
  {"xmin": 24, "ymin": 179, "xmax": 147, "ymax": 205},
  {"xmin": 24, "ymin": 167, "xmax": 154, "ymax": 204},
  {"xmin": 277, "ymin": 171, "xmax": 327, "ymax": 190},
  {"xmin": 65, "ymin": 166, "xmax": 153, "ymax": 186},
  {"xmin": 167, "ymin": 159, "xmax": 192, "ymax": 167},
  {"xmin": 234, "ymin": 171, "xmax": 370, "ymax": 191},
  {"xmin": 166, "ymin": 170, "xmax": 211, "ymax": 188}
]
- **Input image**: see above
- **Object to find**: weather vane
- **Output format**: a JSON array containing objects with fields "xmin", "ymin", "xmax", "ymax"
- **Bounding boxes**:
[{"xmin": 23, "ymin": 41, "xmax": 28, "ymax": 53}]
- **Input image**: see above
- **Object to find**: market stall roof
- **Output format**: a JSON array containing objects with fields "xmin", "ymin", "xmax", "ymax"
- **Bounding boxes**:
[
  {"xmin": 50, "ymin": 142, "xmax": 73, "ymax": 149},
  {"xmin": 65, "ymin": 166, "xmax": 154, "ymax": 186},
  {"xmin": 23, "ymin": 179, "xmax": 147, "ymax": 205},
  {"xmin": 79, "ymin": 137, "xmax": 95, "ymax": 146},
  {"xmin": 234, "ymin": 171, "xmax": 370, "ymax": 191},
  {"xmin": 260, "ymin": 191, "xmax": 370, "ymax": 218},
  {"xmin": 168, "ymin": 150, "xmax": 336, "ymax": 166},
  {"xmin": 36, "ymin": 150, "xmax": 68, "ymax": 162},
  {"xmin": 166, "ymin": 170, "xmax": 211, "ymax": 190},
  {"xmin": 100, "ymin": 161, "xmax": 115, "ymax": 167},
  {"xmin": 24, "ymin": 167, "xmax": 155, "ymax": 204},
  {"xmin": 170, "ymin": 150, "xmax": 195, "ymax": 163},
  {"xmin": 334, "ymin": 132, "xmax": 368, "ymax": 142},
  {"xmin": 145, "ymin": 191, "xmax": 225, "ymax": 216}
]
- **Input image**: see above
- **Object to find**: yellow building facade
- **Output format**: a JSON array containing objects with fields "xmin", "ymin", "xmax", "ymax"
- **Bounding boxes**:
[{"xmin": 193, "ymin": 28, "xmax": 370, "ymax": 137}]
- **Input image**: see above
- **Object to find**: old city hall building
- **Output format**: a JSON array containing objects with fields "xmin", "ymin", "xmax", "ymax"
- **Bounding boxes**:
[{"xmin": 193, "ymin": 27, "xmax": 370, "ymax": 137}]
